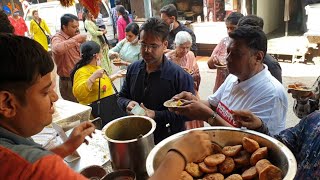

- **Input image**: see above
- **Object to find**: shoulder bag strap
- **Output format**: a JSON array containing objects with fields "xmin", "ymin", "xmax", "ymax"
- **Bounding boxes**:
[
  {"xmin": 33, "ymin": 19, "xmax": 47, "ymax": 36},
  {"xmin": 97, "ymin": 78, "xmax": 101, "ymax": 116},
  {"xmin": 102, "ymin": 69, "xmax": 119, "ymax": 94}
]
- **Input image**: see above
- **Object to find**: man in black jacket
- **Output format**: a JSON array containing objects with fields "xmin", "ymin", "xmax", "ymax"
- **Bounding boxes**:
[{"xmin": 117, "ymin": 17, "xmax": 194, "ymax": 143}]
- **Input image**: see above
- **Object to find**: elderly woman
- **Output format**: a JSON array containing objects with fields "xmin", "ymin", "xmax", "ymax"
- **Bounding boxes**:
[
  {"xmin": 207, "ymin": 12, "xmax": 243, "ymax": 93},
  {"xmin": 71, "ymin": 41, "xmax": 123, "ymax": 105},
  {"xmin": 166, "ymin": 31, "xmax": 202, "ymax": 129},
  {"xmin": 166, "ymin": 31, "xmax": 201, "ymax": 93}
]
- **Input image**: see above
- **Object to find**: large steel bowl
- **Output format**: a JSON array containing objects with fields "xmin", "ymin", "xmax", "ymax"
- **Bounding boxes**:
[{"xmin": 146, "ymin": 127, "xmax": 297, "ymax": 179}]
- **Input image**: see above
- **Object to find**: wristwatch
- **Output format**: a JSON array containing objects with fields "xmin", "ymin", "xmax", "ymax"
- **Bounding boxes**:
[{"xmin": 208, "ymin": 111, "xmax": 217, "ymax": 125}]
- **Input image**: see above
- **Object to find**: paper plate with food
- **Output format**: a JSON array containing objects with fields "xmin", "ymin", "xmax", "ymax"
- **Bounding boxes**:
[
  {"xmin": 214, "ymin": 62, "xmax": 227, "ymax": 68},
  {"xmin": 163, "ymin": 99, "xmax": 184, "ymax": 108},
  {"xmin": 287, "ymin": 83, "xmax": 313, "ymax": 92},
  {"xmin": 112, "ymin": 59, "xmax": 123, "ymax": 66},
  {"xmin": 183, "ymin": 68, "xmax": 194, "ymax": 75}
]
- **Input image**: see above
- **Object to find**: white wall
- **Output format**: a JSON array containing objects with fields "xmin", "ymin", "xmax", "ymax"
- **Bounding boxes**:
[{"xmin": 256, "ymin": 0, "xmax": 283, "ymax": 34}]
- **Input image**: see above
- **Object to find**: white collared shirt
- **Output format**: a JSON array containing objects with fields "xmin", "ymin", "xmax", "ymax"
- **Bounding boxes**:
[{"xmin": 208, "ymin": 65, "xmax": 288, "ymax": 135}]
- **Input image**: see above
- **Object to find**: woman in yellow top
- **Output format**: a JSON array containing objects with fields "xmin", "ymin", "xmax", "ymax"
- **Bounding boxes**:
[
  {"xmin": 29, "ymin": 10, "xmax": 51, "ymax": 51},
  {"xmin": 71, "ymin": 41, "xmax": 124, "ymax": 105}
]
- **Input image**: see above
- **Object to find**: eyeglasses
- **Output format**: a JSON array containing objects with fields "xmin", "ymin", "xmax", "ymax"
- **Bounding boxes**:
[{"xmin": 139, "ymin": 41, "xmax": 162, "ymax": 51}]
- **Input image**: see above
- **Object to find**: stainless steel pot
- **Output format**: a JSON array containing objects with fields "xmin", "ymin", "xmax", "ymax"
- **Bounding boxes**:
[
  {"xmin": 102, "ymin": 116, "xmax": 156, "ymax": 180},
  {"xmin": 146, "ymin": 127, "xmax": 297, "ymax": 179}
]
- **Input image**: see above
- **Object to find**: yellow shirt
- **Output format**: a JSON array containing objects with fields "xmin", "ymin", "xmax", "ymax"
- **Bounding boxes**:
[
  {"xmin": 30, "ymin": 19, "xmax": 51, "ymax": 51},
  {"xmin": 72, "ymin": 64, "xmax": 114, "ymax": 105}
]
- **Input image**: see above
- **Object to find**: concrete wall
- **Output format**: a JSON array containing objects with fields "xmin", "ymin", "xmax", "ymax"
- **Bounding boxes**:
[{"xmin": 256, "ymin": 0, "xmax": 284, "ymax": 34}]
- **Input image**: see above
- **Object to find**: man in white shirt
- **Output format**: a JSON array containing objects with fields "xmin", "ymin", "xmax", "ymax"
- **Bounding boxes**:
[{"xmin": 171, "ymin": 25, "xmax": 287, "ymax": 136}]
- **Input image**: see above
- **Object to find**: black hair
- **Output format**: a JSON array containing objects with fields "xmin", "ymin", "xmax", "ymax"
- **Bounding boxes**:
[
  {"xmin": 238, "ymin": 15, "xmax": 264, "ymax": 29},
  {"xmin": 125, "ymin": 22, "xmax": 139, "ymax": 35},
  {"xmin": 82, "ymin": 8, "xmax": 89, "ymax": 32},
  {"xmin": 160, "ymin": 4, "xmax": 178, "ymax": 21},
  {"xmin": 0, "ymin": 10, "xmax": 14, "ymax": 33},
  {"xmin": 225, "ymin": 12, "xmax": 244, "ymax": 25},
  {"xmin": 140, "ymin": 17, "xmax": 169, "ymax": 42},
  {"xmin": 229, "ymin": 25, "xmax": 267, "ymax": 58},
  {"xmin": 60, "ymin": 14, "xmax": 79, "ymax": 30},
  {"xmin": 70, "ymin": 41, "xmax": 101, "ymax": 84},
  {"xmin": 116, "ymin": 5, "xmax": 130, "ymax": 25},
  {"xmin": 115, "ymin": 0, "xmax": 121, "ymax": 5},
  {"xmin": 0, "ymin": 34, "xmax": 54, "ymax": 104}
]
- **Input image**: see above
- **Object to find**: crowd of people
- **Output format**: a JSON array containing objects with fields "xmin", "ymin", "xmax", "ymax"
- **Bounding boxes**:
[{"xmin": 1, "ymin": 2, "xmax": 320, "ymax": 179}]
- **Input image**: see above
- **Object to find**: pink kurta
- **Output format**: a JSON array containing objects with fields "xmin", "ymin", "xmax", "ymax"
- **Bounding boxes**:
[
  {"xmin": 117, "ymin": 15, "xmax": 131, "ymax": 41},
  {"xmin": 209, "ymin": 37, "xmax": 230, "ymax": 93},
  {"xmin": 166, "ymin": 50, "xmax": 203, "ymax": 129},
  {"xmin": 166, "ymin": 51, "xmax": 201, "ymax": 91}
]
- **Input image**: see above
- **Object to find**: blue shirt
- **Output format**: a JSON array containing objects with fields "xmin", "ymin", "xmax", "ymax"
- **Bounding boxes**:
[
  {"xmin": 117, "ymin": 56, "xmax": 195, "ymax": 143},
  {"xmin": 274, "ymin": 111, "xmax": 320, "ymax": 179}
]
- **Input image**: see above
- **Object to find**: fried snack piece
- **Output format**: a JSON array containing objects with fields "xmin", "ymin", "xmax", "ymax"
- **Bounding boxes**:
[
  {"xmin": 204, "ymin": 154, "xmax": 226, "ymax": 166},
  {"xmin": 212, "ymin": 142, "xmax": 223, "ymax": 154},
  {"xmin": 199, "ymin": 162, "xmax": 218, "ymax": 173},
  {"xmin": 242, "ymin": 137, "xmax": 260, "ymax": 153},
  {"xmin": 185, "ymin": 162, "xmax": 203, "ymax": 178},
  {"xmin": 288, "ymin": 84, "xmax": 297, "ymax": 89},
  {"xmin": 241, "ymin": 166, "xmax": 258, "ymax": 180},
  {"xmin": 255, "ymin": 159, "xmax": 282, "ymax": 180},
  {"xmin": 234, "ymin": 150, "xmax": 251, "ymax": 167},
  {"xmin": 218, "ymin": 157, "xmax": 235, "ymax": 175},
  {"xmin": 179, "ymin": 171, "xmax": 193, "ymax": 180},
  {"xmin": 222, "ymin": 145, "xmax": 243, "ymax": 157},
  {"xmin": 203, "ymin": 173, "xmax": 225, "ymax": 180},
  {"xmin": 250, "ymin": 147, "xmax": 268, "ymax": 165},
  {"xmin": 225, "ymin": 174, "xmax": 243, "ymax": 180}
]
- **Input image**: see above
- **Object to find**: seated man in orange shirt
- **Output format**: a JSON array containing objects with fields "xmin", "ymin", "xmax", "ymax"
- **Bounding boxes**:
[{"xmin": 0, "ymin": 33, "xmax": 95, "ymax": 179}]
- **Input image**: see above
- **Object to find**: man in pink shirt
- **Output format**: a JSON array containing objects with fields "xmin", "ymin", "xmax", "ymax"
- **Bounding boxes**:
[{"xmin": 51, "ymin": 14, "xmax": 86, "ymax": 102}]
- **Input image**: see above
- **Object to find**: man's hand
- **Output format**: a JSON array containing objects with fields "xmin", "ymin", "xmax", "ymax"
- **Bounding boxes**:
[
  {"xmin": 51, "ymin": 121, "xmax": 95, "ymax": 158},
  {"xmin": 172, "ymin": 91, "xmax": 198, "ymax": 101},
  {"xmin": 74, "ymin": 34, "xmax": 87, "ymax": 43},
  {"xmin": 169, "ymin": 100, "xmax": 213, "ymax": 120},
  {"xmin": 140, "ymin": 103, "xmax": 155, "ymax": 119},
  {"xmin": 172, "ymin": 130, "xmax": 212, "ymax": 163},
  {"xmin": 126, "ymin": 101, "xmax": 138, "ymax": 114},
  {"xmin": 232, "ymin": 110, "xmax": 262, "ymax": 130}
]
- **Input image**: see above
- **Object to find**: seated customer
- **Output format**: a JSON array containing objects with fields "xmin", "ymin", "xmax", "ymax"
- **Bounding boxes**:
[
  {"xmin": 170, "ymin": 26, "xmax": 288, "ymax": 136},
  {"xmin": 0, "ymin": 34, "xmax": 95, "ymax": 179},
  {"xmin": 232, "ymin": 110, "xmax": 320, "ymax": 179},
  {"xmin": 71, "ymin": 41, "xmax": 124, "ymax": 105}
]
